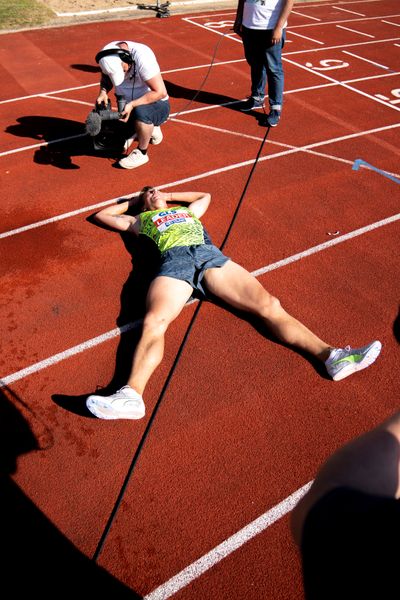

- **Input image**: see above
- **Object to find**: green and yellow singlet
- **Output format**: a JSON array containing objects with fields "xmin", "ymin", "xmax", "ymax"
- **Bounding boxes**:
[{"xmin": 139, "ymin": 207, "xmax": 205, "ymax": 253}]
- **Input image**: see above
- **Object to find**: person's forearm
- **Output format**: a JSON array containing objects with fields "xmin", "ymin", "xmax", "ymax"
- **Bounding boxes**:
[
  {"xmin": 276, "ymin": 0, "xmax": 294, "ymax": 29},
  {"xmin": 99, "ymin": 74, "xmax": 113, "ymax": 94},
  {"xmin": 168, "ymin": 191, "xmax": 208, "ymax": 203},
  {"xmin": 95, "ymin": 197, "xmax": 135, "ymax": 220},
  {"xmin": 125, "ymin": 90, "xmax": 165, "ymax": 112}
]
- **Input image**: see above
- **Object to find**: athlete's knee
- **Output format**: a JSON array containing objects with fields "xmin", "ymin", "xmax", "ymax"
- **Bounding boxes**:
[
  {"xmin": 142, "ymin": 312, "xmax": 170, "ymax": 338},
  {"xmin": 258, "ymin": 293, "xmax": 282, "ymax": 319}
]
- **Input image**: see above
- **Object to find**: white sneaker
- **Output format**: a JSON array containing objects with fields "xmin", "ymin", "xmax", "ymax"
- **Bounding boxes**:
[
  {"xmin": 119, "ymin": 149, "xmax": 149, "ymax": 170},
  {"xmin": 86, "ymin": 385, "xmax": 145, "ymax": 420},
  {"xmin": 325, "ymin": 340, "xmax": 382, "ymax": 381},
  {"xmin": 150, "ymin": 126, "xmax": 163, "ymax": 145}
]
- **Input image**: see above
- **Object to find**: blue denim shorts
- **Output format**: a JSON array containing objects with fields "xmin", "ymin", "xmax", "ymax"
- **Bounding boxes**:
[
  {"xmin": 133, "ymin": 99, "xmax": 170, "ymax": 126},
  {"xmin": 158, "ymin": 244, "xmax": 229, "ymax": 298}
]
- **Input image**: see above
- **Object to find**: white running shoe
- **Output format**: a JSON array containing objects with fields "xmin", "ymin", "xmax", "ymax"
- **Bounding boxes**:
[
  {"xmin": 119, "ymin": 149, "xmax": 149, "ymax": 170},
  {"xmin": 150, "ymin": 126, "xmax": 163, "ymax": 145},
  {"xmin": 86, "ymin": 386, "xmax": 145, "ymax": 420},
  {"xmin": 325, "ymin": 340, "xmax": 382, "ymax": 381}
]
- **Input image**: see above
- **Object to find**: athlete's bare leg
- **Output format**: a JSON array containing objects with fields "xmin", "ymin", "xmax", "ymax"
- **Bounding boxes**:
[
  {"xmin": 204, "ymin": 260, "xmax": 332, "ymax": 360},
  {"xmin": 127, "ymin": 276, "xmax": 193, "ymax": 394}
]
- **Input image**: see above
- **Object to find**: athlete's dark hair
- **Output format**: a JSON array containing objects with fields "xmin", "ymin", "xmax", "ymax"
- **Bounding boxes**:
[{"xmin": 138, "ymin": 186, "xmax": 155, "ymax": 211}]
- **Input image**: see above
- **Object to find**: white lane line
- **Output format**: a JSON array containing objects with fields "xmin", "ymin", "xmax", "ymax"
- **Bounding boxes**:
[
  {"xmin": 142, "ymin": 483, "xmax": 312, "ymax": 600},
  {"xmin": 183, "ymin": 17, "xmax": 240, "ymax": 41},
  {"xmin": 1, "ymin": 211, "xmax": 399, "ymax": 388},
  {"xmin": 2, "ymin": 121, "xmax": 400, "ymax": 240},
  {"xmin": 251, "ymin": 213, "xmax": 400, "ymax": 277},
  {"xmin": 40, "ymin": 94, "xmax": 94, "ymax": 107},
  {"xmin": 346, "ymin": 70, "xmax": 399, "ymax": 83},
  {"xmin": 288, "ymin": 30, "xmax": 325, "ymax": 44},
  {"xmin": 333, "ymin": 6, "xmax": 365, "ymax": 16},
  {"xmin": 3, "ymin": 70, "xmax": 400, "ymax": 159},
  {"xmin": 291, "ymin": 10, "xmax": 321, "ymax": 21},
  {"xmin": 342, "ymin": 50, "xmax": 390, "ymax": 69},
  {"xmin": 289, "ymin": 13, "xmax": 400, "ymax": 30},
  {"xmin": 381, "ymin": 20, "xmax": 400, "ymax": 27},
  {"xmin": 0, "ymin": 134, "xmax": 86, "ymax": 158},
  {"xmin": 285, "ymin": 36, "xmax": 400, "ymax": 55},
  {"xmin": 336, "ymin": 25, "xmax": 375, "ymax": 38},
  {"xmin": 0, "ymin": 322, "xmax": 141, "ymax": 388},
  {"xmin": 1, "ymin": 37, "xmax": 399, "ymax": 107},
  {"xmin": 172, "ymin": 119, "xmax": 400, "ymax": 175},
  {"xmin": 282, "ymin": 55, "xmax": 400, "ymax": 113}
]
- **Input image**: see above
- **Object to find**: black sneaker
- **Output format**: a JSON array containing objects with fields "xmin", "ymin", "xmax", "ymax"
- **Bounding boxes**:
[
  {"xmin": 265, "ymin": 109, "xmax": 281, "ymax": 127},
  {"xmin": 239, "ymin": 97, "xmax": 265, "ymax": 112}
]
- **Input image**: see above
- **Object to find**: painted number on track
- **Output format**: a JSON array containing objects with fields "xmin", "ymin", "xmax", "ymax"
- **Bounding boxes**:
[
  {"xmin": 204, "ymin": 20, "xmax": 234, "ymax": 29},
  {"xmin": 305, "ymin": 59, "xmax": 349, "ymax": 71},
  {"xmin": 375, "ymin": 89, "xmax": 400, "ymax": 105}
]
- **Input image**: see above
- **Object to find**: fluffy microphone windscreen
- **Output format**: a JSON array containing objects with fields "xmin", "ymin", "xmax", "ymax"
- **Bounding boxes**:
[{"xmin": 85, "ymin": 111, "xmax": 102, "ymax": 136}]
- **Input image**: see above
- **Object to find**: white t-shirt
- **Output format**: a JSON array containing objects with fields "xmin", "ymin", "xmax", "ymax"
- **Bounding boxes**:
[
  {"xmin": 106, "ymin": 40, "xmax": 167, "ymax": 102},
  {"xmin": 242, "ymin": 0, "xmax": 287, "ymax": 30}
]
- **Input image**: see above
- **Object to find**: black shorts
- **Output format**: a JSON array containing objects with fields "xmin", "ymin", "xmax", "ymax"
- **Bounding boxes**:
[{"xmin": 157, "ymin": 244, "xmax": 229, "ymax": 298}]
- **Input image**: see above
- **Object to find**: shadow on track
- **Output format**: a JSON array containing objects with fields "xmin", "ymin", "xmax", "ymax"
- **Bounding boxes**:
[
  {"xmin": 0, "ymin": 386, "xmax": 142, "ymax": 598},
  {"xmin": 6, "ymin": 115, "xmax": 123, "ymax": 170}
]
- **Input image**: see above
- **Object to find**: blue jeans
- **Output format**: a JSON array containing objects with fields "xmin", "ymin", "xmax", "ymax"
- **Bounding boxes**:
[{"xmin": 242, "ymin": 26, "xmax": 286, "ymax": 110}]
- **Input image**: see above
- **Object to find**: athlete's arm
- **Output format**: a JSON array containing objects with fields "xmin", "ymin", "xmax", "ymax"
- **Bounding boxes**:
[
  {"xmin": 168, "ymin": 191, "xmax": 211, "ymax": 218},
  {"xmin": 94, "ymin": 198, "xmax": 140, "ymax": 233}
]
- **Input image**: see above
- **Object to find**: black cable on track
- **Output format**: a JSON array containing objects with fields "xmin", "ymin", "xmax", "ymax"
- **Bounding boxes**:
[
  {"xmin": 92, "ymin": 122, "xmax": 271, "ymax": 561},
  {"xmin": 92, "ymin": 28, "xmax": 273, "ymax": 559}
]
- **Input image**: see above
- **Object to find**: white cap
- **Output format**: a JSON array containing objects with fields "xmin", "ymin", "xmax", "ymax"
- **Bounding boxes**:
[{"xmin": 98, "ymin": 51, "xmax": 125, "ymax": 86}]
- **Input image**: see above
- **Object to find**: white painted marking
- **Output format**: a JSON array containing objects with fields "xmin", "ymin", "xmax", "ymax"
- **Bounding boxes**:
[
  {"xmin": 336, "ymin": 25, "xmax": 375, "ymax": 38},
  {"xmin": 305, "ymin": 59, "xmax": 349, "ymax": 70},
  {"xmin": 2, "ymin": 121, "xmax": 400, "ymax": 240},
  {"xmin": 283, "ymin": 56, "xmax": 400, "ymax": 113},
  {"xmin": 41, "ymin": 94, "xmax": 94, "ymax": 107},
  {"xmin": 2, "ymin": 210, "xmax": 400, "ymax": 388},
  {"xmin": 289, "ymin": 12, "xmax": 400, "ymax": 30},
  {"xmin": 288, "ymin": 30, "xmax": 325, "ymax": 44},
  {"xmin": 381, "ymin": 20, "xmax": 400, "ymax": 27},
  {"xmin": 342, "ymin": 50, "xmax": 390, "ymax": 69},
  {"xmin": 292, "ymin": 10, "xmax": 321, "ymax": 21},
  {"xmin": 286, "ymin": 37, "xmax": 400, "ymax": 56},
  {"xmin": 333, "ymin": 6, "xmax": 365, "ymax": 16},
  {"xmin": 142, "ymin": 483, "xmax": 313, "ymax": 600}
]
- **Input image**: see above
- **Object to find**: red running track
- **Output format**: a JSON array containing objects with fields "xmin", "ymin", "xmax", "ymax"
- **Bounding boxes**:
[{"xmin": 1, "ymin": 1, "xmax": 399, "ymax": 598}]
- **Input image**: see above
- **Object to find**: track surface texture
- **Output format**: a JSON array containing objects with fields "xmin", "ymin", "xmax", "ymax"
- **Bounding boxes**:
[{"xmin": 1, "ymin": 1, "xmax": 399, "ymax": 598}]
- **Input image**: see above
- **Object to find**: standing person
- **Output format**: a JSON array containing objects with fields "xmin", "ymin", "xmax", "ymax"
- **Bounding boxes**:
[
  {"xmin": 233, "ymin": 0, "xmax": 294, "ymax": 126},
  {"xmin": 85, "ymin": 187, "xmax": 382, "ymax": 420},
  {"xmin": 95, "ymin": 40, "xmax": 170, "ymax": 169}
]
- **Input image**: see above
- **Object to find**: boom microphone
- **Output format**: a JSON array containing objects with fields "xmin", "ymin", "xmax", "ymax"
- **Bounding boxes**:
[{"xmin": 85, "ymin": 111, "xmax": 102, "ymax": 136}]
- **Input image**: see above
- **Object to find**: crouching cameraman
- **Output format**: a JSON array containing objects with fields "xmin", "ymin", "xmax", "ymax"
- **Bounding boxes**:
[{"xmin": 89, "ymin": 40, "xmax": 170, "ymax": 170}]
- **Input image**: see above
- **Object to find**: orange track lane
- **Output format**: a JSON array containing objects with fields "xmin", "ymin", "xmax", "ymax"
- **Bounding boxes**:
[{"xmin": 1, "ymin": 2, "xmax": 399, "ymax": 598}]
